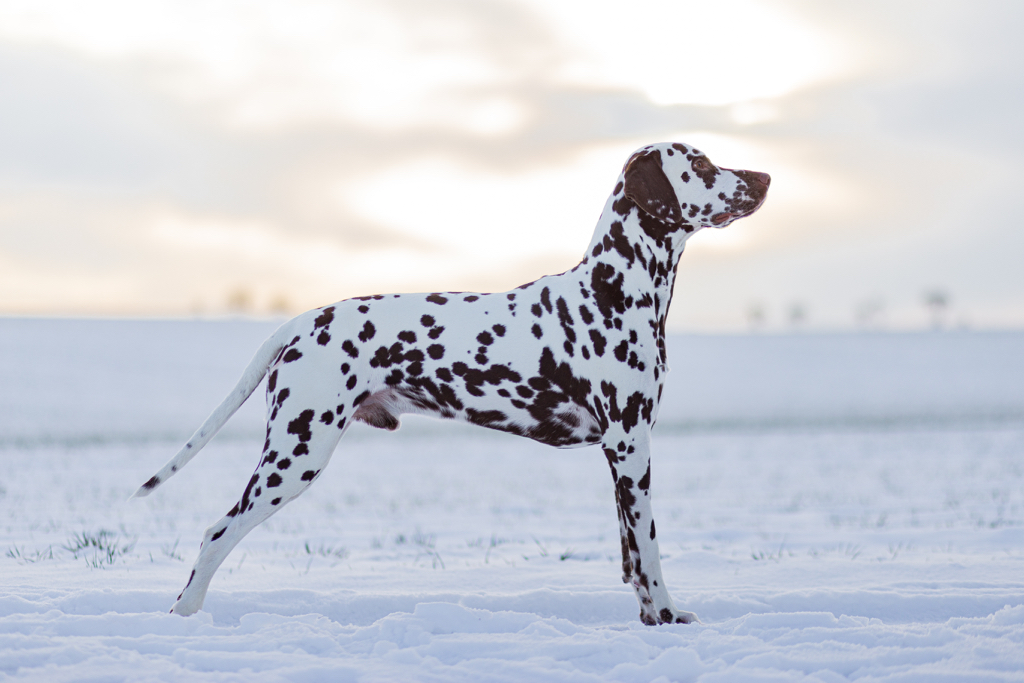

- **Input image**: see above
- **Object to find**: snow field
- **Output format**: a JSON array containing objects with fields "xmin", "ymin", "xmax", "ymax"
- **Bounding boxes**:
[
  {"xmin": 4, "ymin": 425, "xmax": 1024, "ymax": 680},
  {"xmin": 1, "ymin": 320, "xmax": 1023, "ymax": 680}
]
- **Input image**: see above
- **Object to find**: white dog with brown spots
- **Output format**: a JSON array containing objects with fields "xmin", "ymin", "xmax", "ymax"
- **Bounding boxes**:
[{"xmin": 134, "ymin": 142, "xmax": 770, "ymax": 624}]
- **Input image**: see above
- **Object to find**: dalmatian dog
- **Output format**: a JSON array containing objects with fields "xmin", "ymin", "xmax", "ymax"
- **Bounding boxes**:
[{"xmin": 133, "ymin": 142, "xmax": 770, "ymax": 624}]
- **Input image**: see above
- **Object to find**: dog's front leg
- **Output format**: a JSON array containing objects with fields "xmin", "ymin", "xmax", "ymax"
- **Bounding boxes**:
[{"xmin": 602, "ymin": 429, "xmax": 698, "ymax": 625}]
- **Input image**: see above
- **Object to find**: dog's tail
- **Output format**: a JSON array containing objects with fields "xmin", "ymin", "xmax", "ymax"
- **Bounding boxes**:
[{"xmin": 130, "ymin": 328, "xmax": 288, "ymax": 500}]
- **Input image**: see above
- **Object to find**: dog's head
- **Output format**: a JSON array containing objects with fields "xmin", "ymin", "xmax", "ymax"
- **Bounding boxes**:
[{"xmin": 619, "ymin": 142, "xmax": 769, "ymax": 239}]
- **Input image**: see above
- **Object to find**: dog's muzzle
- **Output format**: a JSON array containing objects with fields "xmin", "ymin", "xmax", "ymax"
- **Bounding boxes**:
[{"xmin": 711, "ymin": 171, "xmax": 771, "ymax": 225}]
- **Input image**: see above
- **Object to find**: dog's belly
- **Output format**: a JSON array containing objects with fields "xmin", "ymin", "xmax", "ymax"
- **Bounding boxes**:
[{"xmin": 353, "ymin": 385, "xmax": 603, "ymax": 448}]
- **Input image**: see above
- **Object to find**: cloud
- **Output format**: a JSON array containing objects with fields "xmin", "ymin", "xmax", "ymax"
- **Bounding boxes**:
[
  {"xmin": 521, "ymin": 0, "xmax": 859, "ymax": 106},
  {"xmin": 0, "ymin": 0, "xmax": 1021, "ymax": 329}
]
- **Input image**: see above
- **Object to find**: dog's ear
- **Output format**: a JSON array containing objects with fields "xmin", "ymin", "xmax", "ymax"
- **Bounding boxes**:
[{"xmin": 624, "ymin": 150, "xmax": 682, "ymax": 226}]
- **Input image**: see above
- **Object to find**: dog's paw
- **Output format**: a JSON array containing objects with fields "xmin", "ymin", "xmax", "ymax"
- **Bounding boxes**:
[
  {"xmin": 169, "ymin": 595, "xmax": 202, "ymax": 617},
  {"xmin": 658, "ymin": 607, "xmax": 699, "ymax": 625}
]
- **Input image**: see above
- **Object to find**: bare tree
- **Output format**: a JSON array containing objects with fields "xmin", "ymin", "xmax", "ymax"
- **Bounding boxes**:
[
  {"xmin": 923, "ymin": 289, "xmax": 950, "ymax": 329},
  {"xmin": 746, "ymin": 302, "xmax": 767, "ymax": 331},
  {"xmin": 787, "ymin": 302, "xmax": 807, "ymax": 329},
  {"xmin": 854, "ymin": 298, "xmax": 885, "ymax": 329}
]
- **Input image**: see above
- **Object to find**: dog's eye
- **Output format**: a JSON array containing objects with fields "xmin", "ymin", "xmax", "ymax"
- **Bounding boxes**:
[{"xmin": 693, "ymin": 159, "xmax": 709, "ymax": 172}]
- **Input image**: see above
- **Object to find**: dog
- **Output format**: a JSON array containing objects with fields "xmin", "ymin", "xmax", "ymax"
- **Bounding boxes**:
[{"xmin": 133, "ymin": 142, "xmax": 770, "ymax": 624}]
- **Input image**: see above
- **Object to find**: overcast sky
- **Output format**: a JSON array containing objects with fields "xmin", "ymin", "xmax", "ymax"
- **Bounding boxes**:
[{"xmin": 0, "ymin": 0, "xmax": 1021, "ymax": 331}]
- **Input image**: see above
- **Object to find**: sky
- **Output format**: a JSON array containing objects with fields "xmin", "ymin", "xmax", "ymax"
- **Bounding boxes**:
[{"xmin": 0, "ymin": 0, "xmax": 1021, "ymax": 331}]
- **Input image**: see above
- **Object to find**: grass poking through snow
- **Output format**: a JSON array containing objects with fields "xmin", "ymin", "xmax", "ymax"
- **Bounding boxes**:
[
  {"xmin": 8, "ymin": 529, "xmax": 138, "ymax": 567},
  {"xmin": 62, "ymin": 530, "xmax": 137, "ymax": 568}
]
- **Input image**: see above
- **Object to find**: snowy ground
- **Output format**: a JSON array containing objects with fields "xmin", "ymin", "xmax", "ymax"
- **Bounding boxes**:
[{"xmin": 2, "ymin": 319, "xmax": 1024, "ymax": 681}]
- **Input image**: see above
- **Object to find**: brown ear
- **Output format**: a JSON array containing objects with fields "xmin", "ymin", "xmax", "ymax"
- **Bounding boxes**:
[{"xmin": 624, "ymin": 150, "xmax": 682, "ymax": 225}]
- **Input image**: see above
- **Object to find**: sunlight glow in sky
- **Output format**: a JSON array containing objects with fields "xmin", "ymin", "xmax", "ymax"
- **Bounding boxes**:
[
  {"xmin": 0, "ymin": 1, "xmax": 1020, "ymax": 329},
  {"xmin": 526, "ymin": 0, "xmax": 855, "ymax": 107},
  {"xmin": 0, "ymin": 0, "xmax": 858, "ymax": 286},
  {"xmin": 340, "ymin": 144, "xmax": 631, "ymax": 262},
  {"xmin": 0, "ymin": 0, "xmax": 855, "ymax": 129}
]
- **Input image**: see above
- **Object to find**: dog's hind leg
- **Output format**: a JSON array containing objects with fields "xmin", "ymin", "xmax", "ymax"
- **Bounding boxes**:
[{"xmin": 170, "ymin": 396, "xmax": 349, "ymax": 616}]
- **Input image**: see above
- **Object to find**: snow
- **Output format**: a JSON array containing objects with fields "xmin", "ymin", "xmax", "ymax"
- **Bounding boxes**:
[{"xmin": 2, "ymin": 319, "xmax": 1023, "ymax": 681}]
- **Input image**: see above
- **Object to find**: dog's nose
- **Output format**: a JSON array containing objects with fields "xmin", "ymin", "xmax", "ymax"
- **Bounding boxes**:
[{"xmin": 753, "ymin": 172, "xmax": 770, "ymax": 188}]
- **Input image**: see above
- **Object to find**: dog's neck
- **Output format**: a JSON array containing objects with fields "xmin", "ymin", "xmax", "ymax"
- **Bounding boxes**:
[{"xmin": 576, "ymin": 190, "xmax": 697, "ymax": 365}]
